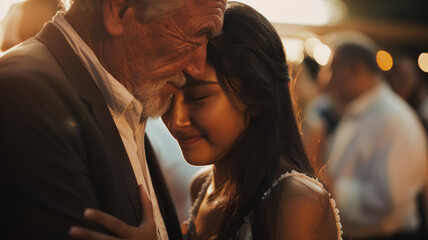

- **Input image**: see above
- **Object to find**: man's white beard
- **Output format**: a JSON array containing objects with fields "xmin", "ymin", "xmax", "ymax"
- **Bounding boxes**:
[{"xmin": 134, "ymin": 72, "xmax": 185, "ymax": 118}]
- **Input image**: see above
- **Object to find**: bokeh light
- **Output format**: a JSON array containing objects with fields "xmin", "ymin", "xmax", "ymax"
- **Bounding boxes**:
[
  {"xmin": 376, "ymin": 50, "xmax": 393, "ymax": 71},
  {"xmin": 305, "ymin": 37, "xmax": 321, "ymax": 58},
  {"xmin": 314, "ymin": 43, "xmax": 331, "ymax": 66},
  {"xmin": 235, "ymin": 0, "xmax": 346, "ymax": 26},
  {"xmin": 418, "ymin": 53, "xmax": 428, "ymax": 73},
  {"xmin": 282, "ymin": 38, "xmax": 304, "ymax": 64},
  {"xmin": 0, "ymin": 0, "xmax": 26, "ymax": 22}
]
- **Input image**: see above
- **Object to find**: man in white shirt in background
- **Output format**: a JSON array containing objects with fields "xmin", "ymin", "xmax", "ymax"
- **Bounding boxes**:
[{"xmin": 326, "ymin": 42, "xmax": 428, "ymax": 240}]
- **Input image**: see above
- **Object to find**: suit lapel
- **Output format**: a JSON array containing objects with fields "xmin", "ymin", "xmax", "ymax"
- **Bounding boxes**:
[{"xmin": 35, "ymin": 23, "xmax": 141, "ymax": 222}]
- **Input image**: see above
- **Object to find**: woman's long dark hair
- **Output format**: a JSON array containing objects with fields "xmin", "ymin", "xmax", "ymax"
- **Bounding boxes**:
[{"xmin": 206, "ymin": 2, "xmax": 315, "ymax": 239}]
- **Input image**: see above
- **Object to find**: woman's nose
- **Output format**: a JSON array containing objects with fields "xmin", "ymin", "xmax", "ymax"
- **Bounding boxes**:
[{"xmin": 163, "ymin": 93, "xmax": 191, "ymax": 131}]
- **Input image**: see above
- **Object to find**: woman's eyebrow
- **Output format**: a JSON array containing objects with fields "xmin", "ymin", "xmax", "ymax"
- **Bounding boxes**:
[{"xmin": 183, "ymin": 79, "xmax": 218, "ymax": 88}]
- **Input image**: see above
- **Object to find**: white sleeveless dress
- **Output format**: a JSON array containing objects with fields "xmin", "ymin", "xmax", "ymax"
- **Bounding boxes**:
[{"xmin": 184, "ymin": 170, "xmax": 343, "ymax": 240}]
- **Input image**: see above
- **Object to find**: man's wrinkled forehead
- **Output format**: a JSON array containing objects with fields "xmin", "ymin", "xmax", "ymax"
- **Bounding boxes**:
[
  {"xmin": 194, "ymin": 0, "xmax": 227, "ymax": 8},
  {"xmin": 193, "ymin": 0, "xmax": 226, "ymax": 23},
  {"xmin": 214, "ymin": 0, "xmax": 227, "ymax": 34},
  {"xmin": 214, "ymin": 0, "xmax": 227, "ymax": 12}
]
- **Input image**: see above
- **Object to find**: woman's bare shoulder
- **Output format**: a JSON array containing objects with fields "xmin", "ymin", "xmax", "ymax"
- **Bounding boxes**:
[
  {"xmin": 277, "ymin": 174, "xmax": 332, "ymax": 218},
  {"xmin": 273, "ymin": 174, "xmax": 338, "ymax": 240},
  {"xmin": 285, "ymin": 174, "xmax": 328, "ymax": 198}
]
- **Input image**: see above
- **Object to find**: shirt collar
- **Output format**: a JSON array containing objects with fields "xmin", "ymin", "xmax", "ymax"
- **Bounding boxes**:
[
  {"xmin": 51, "ymin": 12, "xmax": 142, "ymax": 119},
  {"xmin": 344, "ymin": 81, "xmax": 385, "ymax": 118}
]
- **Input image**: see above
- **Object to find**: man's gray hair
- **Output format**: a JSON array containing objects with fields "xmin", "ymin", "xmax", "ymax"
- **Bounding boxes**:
[{"xmin": 61, "ymin": 0, "xmax": 183, "ymax": 22}]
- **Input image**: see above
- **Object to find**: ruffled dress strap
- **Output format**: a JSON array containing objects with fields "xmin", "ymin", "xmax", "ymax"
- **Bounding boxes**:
[
  {"xmin": 261, "ymin": 170, "xmax": 343, "ymax": 240},
  {"xmin": 183, "ymin": 174, "xmax": 212, "ymax": 240},
  {"xmin": 235, "ymin": 170, "xmax": 343, "ymax": 240}
]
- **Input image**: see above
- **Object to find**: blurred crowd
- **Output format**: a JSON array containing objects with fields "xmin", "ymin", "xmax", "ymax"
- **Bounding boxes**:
[
  {"xmin": 0, "ymin": 0, "xmax": 59, "ymax": 52},
  {"xmin": 294, "ymin": 42, "xmax": 428, "ymax": 240},
  {"xmin": 1, "ymin": 1, "xmax": 427, "ymax": 239}
]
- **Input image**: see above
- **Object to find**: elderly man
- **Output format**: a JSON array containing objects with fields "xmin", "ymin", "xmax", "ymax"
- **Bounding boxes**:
[
  {"xmin": 0, "ymin": 0, "xmax": 226, "ymax": 239},
  {"xmin": 326, "ymin": 43, "xmax": 428, "ymax": 240}
]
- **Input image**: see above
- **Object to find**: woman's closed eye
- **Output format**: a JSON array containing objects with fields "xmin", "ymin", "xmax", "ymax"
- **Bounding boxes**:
[
  {"xmin": 182, "ymin": 79, "xmax": 220, "ymax": 103},
  {"xmin": 186, "ymin": 94, "xmax": 211, "ymax": 102},
  {"xmin": 183, "ymin": 87, "xmax": 218, "ymax": 102}
]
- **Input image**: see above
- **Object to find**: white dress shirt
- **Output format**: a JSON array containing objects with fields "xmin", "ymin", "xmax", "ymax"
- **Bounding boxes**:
[
  {"xmin": 328, "ymin": 82, "xmax": 427, "ymax": 237},
  {"xmin": 52, "ymin": 13, "xmax": 168, "ymax": 240}
]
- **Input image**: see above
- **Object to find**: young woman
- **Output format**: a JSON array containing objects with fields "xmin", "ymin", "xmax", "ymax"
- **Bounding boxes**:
[{"xmin": 71, "ymin": 2, "xmax": 342, "ymax": 239}]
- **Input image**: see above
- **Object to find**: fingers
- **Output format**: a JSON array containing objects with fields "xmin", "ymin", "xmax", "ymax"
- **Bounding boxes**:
[
  {"xmin": 69, "ymin": 226, "xmax": 118, "ymax": 240},
  {"xmin": 70, "ymin": 186, "xmax": 156, "ymax": 240},
  {"xmin": 138, "ymin": 184, "xmax": 154, "ymax": 225},
  {"xmin": 181, "ymin": 221, "xmax": 190, "ymax": 235},
  {"xmin": 83, "ymin": 209, "xmax": 132, "ymax": 238},
  {"xmin": 137, "ymin": 185, "xmax": 157, "ymax": 239}
]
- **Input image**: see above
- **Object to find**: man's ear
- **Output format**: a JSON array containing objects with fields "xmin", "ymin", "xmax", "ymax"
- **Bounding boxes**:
[{"xmin": 103, "ymin": 0, "xmax": 129, "ymax": 36}]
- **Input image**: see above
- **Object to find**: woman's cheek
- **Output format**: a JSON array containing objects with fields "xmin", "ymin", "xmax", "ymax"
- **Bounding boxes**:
[{"xmin": 193, "ymin": 103, "xmax": 219, "ymax": 129}]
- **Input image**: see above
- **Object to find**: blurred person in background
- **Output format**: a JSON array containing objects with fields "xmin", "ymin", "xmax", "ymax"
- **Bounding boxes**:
[
  {"xmin": 294, "ymin": 57, "xmax": 321, "ymax": 118},
  {"xmin": 386, "ymin": 55, "xmax": 428, "ymax": 130},
  {"xmin": 0, "ymin": 0, "xmax": 59, "ymax": 51},
  {"xmin": 326, "ymin": 42, "xmax": 427, "ymax": 240},
  {"xmin": 386, "ymin": 55, "xmax": 428, "ymax": 237},
  {"xmin": 294, "ymin": 57, "xmax": 341, "ymax": 174}
]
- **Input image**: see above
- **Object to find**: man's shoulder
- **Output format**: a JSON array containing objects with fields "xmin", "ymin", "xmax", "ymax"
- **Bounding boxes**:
[
  {"xmin": 380, "ymin": 87, "xmax": 421, "ymax": 127},
  {"xmin": 0, "ymin": 38, "xmax": 70, "ymax": 94},
  {"xmin": 0, "ymin": 38, "xmax": 63, "ymax": 78},
  {"xmin": 361, "ymin": 85, "xmax": 426, "ymax": 146},
  {"xmin": 361, "ymin": 85, "xmax": 418, "ymax": 127}
]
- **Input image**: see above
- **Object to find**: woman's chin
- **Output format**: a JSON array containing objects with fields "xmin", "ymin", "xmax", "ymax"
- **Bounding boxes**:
[{"xmin": 182, "ymin": 153, "xmax": 214, "ymax": 166}]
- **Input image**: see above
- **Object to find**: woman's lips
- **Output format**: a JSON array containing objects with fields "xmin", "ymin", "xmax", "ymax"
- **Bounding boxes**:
[{"xmin": 177, "ymin": 136, "xmax": 202, "ymax": 145}]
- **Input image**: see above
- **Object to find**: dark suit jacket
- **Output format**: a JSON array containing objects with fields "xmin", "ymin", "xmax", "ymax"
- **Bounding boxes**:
[{"xmin": 0, "ymin": 23, "xmax": 182, "ymax": 240}]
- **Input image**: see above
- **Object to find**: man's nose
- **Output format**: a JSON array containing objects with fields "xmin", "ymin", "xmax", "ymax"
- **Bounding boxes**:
[{"xmin": 184, "ymin": 43, "xmax": 207, "ymax": 80}]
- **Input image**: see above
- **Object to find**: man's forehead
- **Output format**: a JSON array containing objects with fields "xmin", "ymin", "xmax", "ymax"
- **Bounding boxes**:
[
  {"xmin": 185, "ymin": 0, "xmax": 225, "ymax": 35},
  {"xmin": 189, "ymin": 0, "xmax": 226, "ymax": 15},
  {"xmin": 193, "ymin": 0, "xmax": 226, "ymax": 7}
]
